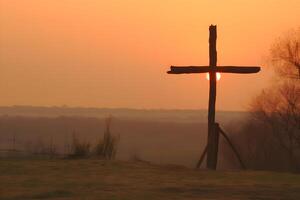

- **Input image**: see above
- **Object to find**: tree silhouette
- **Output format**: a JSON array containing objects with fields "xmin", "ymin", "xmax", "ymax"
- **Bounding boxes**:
[
  {"xmin": 270, "ymin": 28, "xmax": 300, "ymax": 79},
  {"xmin": 250, "ymin": 28, "xmax": 300, "ymax": 171}
]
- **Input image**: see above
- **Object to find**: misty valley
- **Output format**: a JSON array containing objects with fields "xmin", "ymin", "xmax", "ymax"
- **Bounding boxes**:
[{"xmin": 0, "ymin": 106, "xmax": 247, "ymax": 168}]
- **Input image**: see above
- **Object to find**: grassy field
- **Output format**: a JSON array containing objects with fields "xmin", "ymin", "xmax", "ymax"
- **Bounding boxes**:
[{"xmin": 1, "ymin": 159, "xmax": 300, "ymax": 200}]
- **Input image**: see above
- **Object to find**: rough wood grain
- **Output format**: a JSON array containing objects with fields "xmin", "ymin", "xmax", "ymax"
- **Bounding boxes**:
[
  {"xmin": 207, "ymin": 25, "xmax": 218, "ymax": 170},
  {"xmin": 168, "ymin": 66, "xmax": 260, "ymax": 74}
]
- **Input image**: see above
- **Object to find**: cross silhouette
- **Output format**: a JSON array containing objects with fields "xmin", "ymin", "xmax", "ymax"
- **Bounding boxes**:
[{"xmin": 167, "ymin": 25, "xmax": 260, "ymax": 170}]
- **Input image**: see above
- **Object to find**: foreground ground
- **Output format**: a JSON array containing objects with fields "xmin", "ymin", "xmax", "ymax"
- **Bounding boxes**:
[{"xmin": 1, "ymin": 159, "xmax": 300, "ymax": 200}]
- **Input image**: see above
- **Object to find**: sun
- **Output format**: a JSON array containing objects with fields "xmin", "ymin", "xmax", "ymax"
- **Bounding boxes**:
[{"xmin": 206, "ymin": 72, "xmax": 221, "ymax": 81}]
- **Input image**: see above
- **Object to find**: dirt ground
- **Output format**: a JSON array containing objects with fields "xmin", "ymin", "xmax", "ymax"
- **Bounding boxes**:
[{"xmin": 1, "ymin": 158, "xmax": 300, "ymax": 200}]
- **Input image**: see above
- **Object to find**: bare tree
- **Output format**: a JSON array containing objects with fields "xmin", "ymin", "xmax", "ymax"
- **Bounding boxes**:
[
  {"xmin": 250, "ymin": 29, "xmax": 300, "ymax": 171},
  {"xmin": 250, "ymin": 82, "xmax": 300, "ymax": 170},
  {"xmin": 270, "ymin": 28, "xmax": 300, "ymax": 79},
  {"xmin": 223, "ymin": 29, "xmax": 300, "ymax": 172}
]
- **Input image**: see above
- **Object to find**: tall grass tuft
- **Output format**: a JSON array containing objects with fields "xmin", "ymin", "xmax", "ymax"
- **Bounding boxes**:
[
  {"xmin": 69, "ymin": 133, "xmax": 90, "ymax": 158},
  {"xmin": 94, "ymin": 117, "xmax": 119, "ymax": 160}
]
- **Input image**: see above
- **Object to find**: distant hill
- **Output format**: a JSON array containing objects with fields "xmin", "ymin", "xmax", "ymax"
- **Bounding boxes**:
[{"xmin": 0, "ymin": 106, "xmax": 249, "ymax": 124}]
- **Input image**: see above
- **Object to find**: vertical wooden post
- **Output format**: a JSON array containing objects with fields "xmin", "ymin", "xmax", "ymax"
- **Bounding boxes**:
[{"xmin": 206, "ymin": 25, "xmax": 218, "ymax": 170}]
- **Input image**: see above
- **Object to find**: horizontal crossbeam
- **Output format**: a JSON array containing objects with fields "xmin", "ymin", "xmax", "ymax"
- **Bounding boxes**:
[{"xmin": 167, "ymin": 66, "xmax": 260, "ymax": 74}]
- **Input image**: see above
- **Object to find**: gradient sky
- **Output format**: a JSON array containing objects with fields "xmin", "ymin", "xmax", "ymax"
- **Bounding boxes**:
[{"xmin": 0, "ymin": 0, "xmax": 299, "ymax": 110}]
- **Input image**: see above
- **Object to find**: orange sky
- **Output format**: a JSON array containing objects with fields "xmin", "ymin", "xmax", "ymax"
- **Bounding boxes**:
[{"xmin": 0, "ymin": 0, "xmax": 299, "ymax": 110}]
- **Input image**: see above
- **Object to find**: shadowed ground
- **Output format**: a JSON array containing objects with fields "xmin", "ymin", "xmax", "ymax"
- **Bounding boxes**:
[{"xmin": 1, "ymin": 159, "xmax": 300, "ymax": 200}]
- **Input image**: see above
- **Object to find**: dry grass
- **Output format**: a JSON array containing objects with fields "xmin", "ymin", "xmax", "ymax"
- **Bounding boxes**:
[
  {"xmin": 94, "ymin": 117, "xmax": 119, "ymax": 160},
  {"xmin": 68, "ymin": 134, "xmax": 91, "ymax": 158},
  {"xmin": 1, "ymin": 158, "xmax": 300, "ymax": 200}
]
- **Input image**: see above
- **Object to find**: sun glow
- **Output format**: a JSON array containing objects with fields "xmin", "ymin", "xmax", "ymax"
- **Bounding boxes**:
[{"xmin": 206, "ymin": 73, "xmax": 221, "ymax": 81}]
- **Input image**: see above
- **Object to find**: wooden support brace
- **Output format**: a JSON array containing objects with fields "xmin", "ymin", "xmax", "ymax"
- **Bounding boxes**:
[
  {"xmin": 196, "ymin": 123, "xmax": 247, "ymax": 170},
  {"xmin": 219, "ymin": 126, "xmax": 247, "ymax": 170},
  {"xmin": 196, "ymin": 145, "xmax": 207, "ymax": 169}
]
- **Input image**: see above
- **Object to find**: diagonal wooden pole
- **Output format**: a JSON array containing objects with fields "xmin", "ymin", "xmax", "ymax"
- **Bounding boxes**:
[
  {"xmin": 196, "ymin": 145, "xmax": 207, "ymax": 168},
  {"xmin": 219, "ymin": 126, "xmax": 246, "ymax": 169}
]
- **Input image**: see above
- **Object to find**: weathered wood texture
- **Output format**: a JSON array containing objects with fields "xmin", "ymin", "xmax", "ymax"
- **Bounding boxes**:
[
  {"xmin": 168, "ymin": 66, "xmax": 260, "ymax": 74},
  {"xmin": 206, "ymin": 25, "xmax": 218, "ymax": 170},
  {"xmin": 208, "ymin": 123, "xmax": 220, "ymax": 169}
]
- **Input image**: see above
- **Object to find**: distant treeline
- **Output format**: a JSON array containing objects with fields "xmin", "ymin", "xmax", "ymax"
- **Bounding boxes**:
[{"xmin": 0, "ymin": 105, "xmax": 248, "ymax": 124}]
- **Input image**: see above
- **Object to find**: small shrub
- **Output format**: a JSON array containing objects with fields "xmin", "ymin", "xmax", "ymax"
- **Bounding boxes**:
[
  {"xmin": 69, "ymin": 134, "xmax": 90, "ymax": 158},
  {"xmin": 94, "ymin": 117, "xmax": 119, "ymax": 160}
]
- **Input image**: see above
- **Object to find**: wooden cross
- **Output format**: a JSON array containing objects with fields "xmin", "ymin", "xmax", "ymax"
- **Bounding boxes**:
[{"xmin": 167, "ymin": 25, "xmax": 260, "ymax": 170}]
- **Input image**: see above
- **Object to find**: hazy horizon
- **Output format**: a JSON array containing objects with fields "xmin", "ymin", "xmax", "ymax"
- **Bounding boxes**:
[{"xmin": 0, "ymin": 104, "xmax": 249, "ymax": 112}]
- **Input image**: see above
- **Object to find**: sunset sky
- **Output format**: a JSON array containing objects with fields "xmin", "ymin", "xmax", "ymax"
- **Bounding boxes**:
[{"xmin": 0, "ymin": 0, "xmax": 299, "ymax": 110}]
